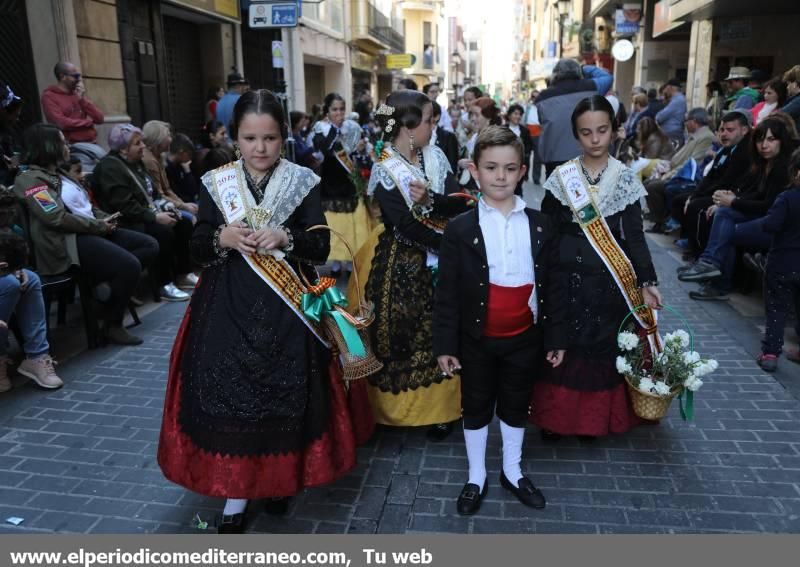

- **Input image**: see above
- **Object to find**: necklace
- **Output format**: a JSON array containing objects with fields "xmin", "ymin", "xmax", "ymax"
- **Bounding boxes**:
[{"xmin": 579, "ymin": 156, "xmax": 608, "ymax": 185}]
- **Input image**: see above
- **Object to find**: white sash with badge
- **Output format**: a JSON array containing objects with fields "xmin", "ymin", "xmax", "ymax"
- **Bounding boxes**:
[
  {"xmin": 556, "ymin": 161, "xmax": 661, "ymax": 353},
  {"xmin": 202, "ymin": 159, "xmax": 329, "ymax": 346}
]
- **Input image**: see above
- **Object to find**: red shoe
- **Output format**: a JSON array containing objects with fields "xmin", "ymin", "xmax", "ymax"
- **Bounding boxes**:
[{"xmin": 757, "ymin": 354, "xmax": 778, "ymax": 373}]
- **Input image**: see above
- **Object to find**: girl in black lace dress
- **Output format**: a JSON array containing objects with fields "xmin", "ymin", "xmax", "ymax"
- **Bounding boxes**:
[{"xmin": 158, "ymin": 90, "xmax": 372, "ymax": 534}]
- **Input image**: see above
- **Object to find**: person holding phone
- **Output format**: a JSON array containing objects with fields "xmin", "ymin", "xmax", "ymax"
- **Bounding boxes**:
[{"xmin": 14, "ymin": 126, "xmax": 157, "ymax": 345}]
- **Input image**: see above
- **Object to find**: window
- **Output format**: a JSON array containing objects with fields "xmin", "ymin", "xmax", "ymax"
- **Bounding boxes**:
[{"xmin": 423, "ymin": 21, "xmax": 432, "ymax": 45}]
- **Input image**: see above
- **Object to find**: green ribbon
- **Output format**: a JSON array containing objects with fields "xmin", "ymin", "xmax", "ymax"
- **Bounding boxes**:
[
  {"xmin": 302, "ymin": 287, "xmax": 366, "ymax": 357},
  {"xmin": 679, "ymin": 389, "xmax": 694, "ymax": 421}
]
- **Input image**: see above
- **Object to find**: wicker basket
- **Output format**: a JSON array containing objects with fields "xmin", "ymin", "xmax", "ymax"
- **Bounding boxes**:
[
  {"xmin": 624, "ymin": 376, "xmax": 681, "ymax": 421},
  {"xmin": 303, "ymin": 225, "xmax": 383, "ymax": 381}
]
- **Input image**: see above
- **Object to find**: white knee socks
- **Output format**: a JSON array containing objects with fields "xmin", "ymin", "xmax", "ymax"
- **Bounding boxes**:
[
  {"xmin": 463, "ymin": 425, "xmax": 489, "ymax": 487},
  {"xmin": 500, "ymin": 419, "xmax": 525, "ymax": 488},
  {"xmin": 223, "ymin": 498, "xmax": 248, "ymax": 516}
]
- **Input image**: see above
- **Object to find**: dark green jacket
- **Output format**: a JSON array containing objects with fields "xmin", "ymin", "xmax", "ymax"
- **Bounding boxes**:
[
  {"xmin": 13, "ymin": 166, "xmax": 108, "ymax": 276},
  {"xmin": 92, "ymin": 152, "xmax": 158, "ymax": 229}
]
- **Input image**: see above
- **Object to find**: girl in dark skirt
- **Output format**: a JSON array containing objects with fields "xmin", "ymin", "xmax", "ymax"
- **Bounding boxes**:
[
  {"xmin": 158, "ymin": 90, "xmax": 373, "ymax": 534},
  {"xmin": 531, "ymin": 96, "xmax": 662, "ymax": 439}
]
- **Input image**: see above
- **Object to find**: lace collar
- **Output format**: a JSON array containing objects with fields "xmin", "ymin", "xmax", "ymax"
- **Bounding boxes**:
[
  {"xmin": 543, "ymin": 155, "xmax": 646, "ymax": 221},
  {"xmin": 367, "ymin": 144, "xmax": 452, "ymax": 196}
]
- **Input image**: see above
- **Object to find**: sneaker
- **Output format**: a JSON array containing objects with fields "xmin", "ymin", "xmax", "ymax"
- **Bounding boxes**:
[
  {"xmin": 160, "ymin": 283, "xmax": 190, "ymax": 302},
  {"xmin": 176, "ymin": 273, "xmax": 199, "ymax": 290},
  {"xmin": 678, "ymin": 260, "xmax": 722, "ymax": 282},
  {"xmin": 106, "ymin": 325, "xmax": 144, "ymax": 346},
  {"xmin": 677, "ymin": 261, "xmax": 696, "ymax": 274},
  {"xmin": 757, "ymin": 354, "xmax": 778, "ymax": 372},
  {"xmin": 688, "ymin": 283, "xmax": 729, "ymax": 301},
  {"xmin": 663, "ymin": 218, "xmax": 681, "ymax": 233},
  {"xmin": 675, "ymin": 238, "xmax": 689, "ymax": 250},
  {"xmin": 0, "ymin": 357, "xmax": 11, "ymax": 393},
  {"xmin": 17, "ymin": 356, "xmax": 64, "ymax": 389}
]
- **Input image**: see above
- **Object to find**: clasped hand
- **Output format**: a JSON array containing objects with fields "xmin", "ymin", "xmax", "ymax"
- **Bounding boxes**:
[
  {"xmin": 219, "ymin": 222, "xmax": 288, "ymax": 256},
  {"xmin": 409, "ymin": 179, "xmax": 431, "ymax": 206}
]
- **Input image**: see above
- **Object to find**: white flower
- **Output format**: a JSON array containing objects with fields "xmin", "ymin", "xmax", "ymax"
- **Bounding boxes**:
[
  {"xmin": 617, "ymin": 331, "xmax": 639, "ymax": 351},
  {"xmin": 686, "ymin": 377, "xmax": 704, "ymax": 392},
  {"xmin": 616, "ymin": 356, "xmax": 633, "ymax": 374},
  {"xmin": 706, "ymin": 359, "xmax": 719, "ymax": 372},
  {"xmin": 692, "ymin": 358, "xmax": 719, "ymax": 377},
  {"xmin": 653, "ymin": 381, "xmax": 671, "ymax": 396},
  {"xmin": 638, "ymin": 377, "xmax": 655, "ymax": 393},
  {"xmin": 682, "ymin": 351, "xmax": 701, "ymax": 365},
  {"xmin": 665, "ymin": 330, "xmax": 691, "ymax": 349}
]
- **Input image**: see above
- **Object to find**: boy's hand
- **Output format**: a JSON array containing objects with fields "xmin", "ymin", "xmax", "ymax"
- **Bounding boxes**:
[
  {"xmin": 437, "ymin": 355, "xmax": 462, "ymax": 377},
  {"xmin": 546, "ymin": 350, "xmax": 565, "ymax": 368}
]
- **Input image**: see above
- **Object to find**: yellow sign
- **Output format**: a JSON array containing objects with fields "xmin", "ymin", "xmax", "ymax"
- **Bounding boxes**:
[
  {"xmin": 386, "ymin": 54, "xmax": 417, "ymax": 69},
  {"xmin": 165, "ymin": 0, "xmax": 241, "ymax": 23}
]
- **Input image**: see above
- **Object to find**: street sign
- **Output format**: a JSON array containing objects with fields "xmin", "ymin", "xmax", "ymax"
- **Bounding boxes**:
[
  {"xmin": 386, "ymin": 54, "xmax": 417, "ymax": 69},
  {"xmin": 249, "ymin": 1, "xmax": 298, "ymax": 29}
]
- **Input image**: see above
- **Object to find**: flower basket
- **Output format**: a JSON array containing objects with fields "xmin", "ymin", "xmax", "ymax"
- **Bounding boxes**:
[
  {"xmin": 301, "ymin": 225, "xmax": 383, "ymax": 382},
  {"xmin": 617, "ymin": 304, "xmax": 717, "ymax": 422}
]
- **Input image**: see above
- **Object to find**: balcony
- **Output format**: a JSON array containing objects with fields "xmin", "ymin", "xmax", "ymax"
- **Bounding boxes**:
[
  {"xmin": 397, "ymin": 1, "xmax": 441, "ymax": 13},
  {"xmin": 352, "ymin": 1, "xmax": 405, "ymax": 54}
]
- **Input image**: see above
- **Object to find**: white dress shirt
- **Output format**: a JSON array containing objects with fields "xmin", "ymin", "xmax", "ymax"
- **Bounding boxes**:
[
  {"xmin": 60, "ymin": 175, "xmax": 95, "ymax": 219},
  {"xmin": 478, "ymin": 196, "xmax": 538, "ymax": 320}
]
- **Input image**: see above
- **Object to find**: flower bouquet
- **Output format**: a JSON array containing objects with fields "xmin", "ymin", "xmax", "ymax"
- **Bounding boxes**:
[{"xmin": 616, "ymin": 313, "xmax": 717, "ymax": 421}]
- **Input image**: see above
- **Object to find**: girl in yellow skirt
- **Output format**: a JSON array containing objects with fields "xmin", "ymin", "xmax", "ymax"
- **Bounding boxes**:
[
  {"xmin": 359, "ymin": 90, "xmax": 471, "ymax": 441},
  {"xmin": 311, "ymin": 93, "xmax": 373, "ymax": 277}
]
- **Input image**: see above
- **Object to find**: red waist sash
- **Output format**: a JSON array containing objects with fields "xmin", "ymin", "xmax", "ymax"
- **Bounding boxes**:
[{"xmin": 483, "ymin": 283, "xmax": 534, "ymax": 338}]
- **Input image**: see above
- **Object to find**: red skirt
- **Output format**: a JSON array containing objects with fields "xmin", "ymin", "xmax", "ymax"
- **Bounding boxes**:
[
  {"xmin": 530, "ymin": 356, "xmax": 644, "ymax": 437},
  {"xmin": 157, "ymin": 307, "xmax": 375, "ymax": 499}
]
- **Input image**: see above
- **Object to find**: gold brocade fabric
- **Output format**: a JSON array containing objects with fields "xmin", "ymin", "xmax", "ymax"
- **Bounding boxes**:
[{"xmin": 367, "ymin": 378, "xmax": 462, "ymax": 426}]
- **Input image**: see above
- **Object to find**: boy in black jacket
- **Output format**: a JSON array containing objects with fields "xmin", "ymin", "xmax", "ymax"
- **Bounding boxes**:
[{"xmin": 433, "ymin": 126, "xmax": 567, "ymax": 516}]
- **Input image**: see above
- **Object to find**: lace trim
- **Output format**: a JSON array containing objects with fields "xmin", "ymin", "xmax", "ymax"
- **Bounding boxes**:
[
  {"xmin": 544, "ymin": 156, "xmax": 646, "ymax": 222},
  {"xmin": 367, "ymin": 145, "xmax": 452, "ymax": 196}
]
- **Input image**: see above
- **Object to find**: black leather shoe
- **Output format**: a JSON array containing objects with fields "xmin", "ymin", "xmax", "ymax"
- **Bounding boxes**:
[
  {"xmin": 500, "ymin": 472, "xmax": 546, "ymax": 509},
  {"xmin": 263, "ymin": 497, "xmax": 290, "ymax": 516},
  {"xmin": 456, "ymin": 481, "xmax": 488, "ymax": 516},
  {"xmin": 540, "ymin": 429, "xmax": 562, "ymax": 443},
  {"xmin": 217, "ymin": 513, "xmax": 246, "ymax": 534},
  {"xmin": 426, "ymin": 422, "xmax": 453, "ymax": 441}
]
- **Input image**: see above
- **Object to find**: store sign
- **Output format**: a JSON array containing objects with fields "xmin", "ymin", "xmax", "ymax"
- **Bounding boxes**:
[
  {"xmin": 615, "ymin": 3, "xmax": 642, "ymax": 36},
  {"xmin": 386, "ymin": 54, "xmax": 417, "ymax": 69},
  {"xmin": 249, "ymin": 2, "xmax": 298, "ymax": 28},
  {"xmin": 166, "ymin": 0, "xmax": 240, "ymax": 22}
]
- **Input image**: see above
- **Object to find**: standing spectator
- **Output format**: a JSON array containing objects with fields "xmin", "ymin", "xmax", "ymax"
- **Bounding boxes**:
[
  {"xmin": 706, "ymin": 81, "xmax": 727, "ymax": 129},
  {"xmin": 757, "ymin": 148, "xmax": 800, "ymax": 371},
  {"xmin": 215, "ymin": 72, "xmax": 249, "ymax": 133},
  {"xmin": 431, "ymin": 102, "xmax": 459, "ymax": 173},
  {"xmin": 524, "ymin": 91, "xmax": 543, "ymax": 184},
  {"xmin": 752, "ymin": 78, "xmax": 787, "ymax": 126},
  {"xmin": 141, "ymin": 121, "xmax": 198, "ymax": 219},
  {"xmin": 724, "ymin": 67, "xmax": 759, "ymax": 110},
  {"xmin": 0, "ymin": 83, "xmax": 22, "ymax": 187},
  {"xmin": 505, "ymin": 103, "xmax": 532, "ymax": 191},
  {"xmin": 165, "ymin": 133, "xmax": 200, "ymax": 204},
  {"xmin": 656, "ymin": 78, "xmax": 687, "ymax": 145},
  {"xmin": 635, "ymin": 117, "xmax": 674, "ymax": 160},
  {"xmin": 398, "ymin": 78, "xmax": 419, "ymax": 91},
  {"xmin": 780, "ymin": 65, "xmax": 800, "ymax": 131},
  {"xmin": 535, "ymin": 58, "xmax": 612, "ymax": 176},
  {"xmin": 288, "ymin": 111, "xmax": 317, "ymax": 170},
  {"xmin": 424, "ymin": 83, "xmax": 451, "ymax": 132},
  {"xmin": 92, "ymin": 124, "xmax": 194, "ymax": 301},
  {"xmin": 205, "ymin": 85, "xmax": 224, "ymax": 122},
  {"xmin": 354, "ymin": 92, "xmax": 374, "ymax": 126},
  {"xmin": 461, "ymin": 86, "xmax": 484, "ymax": 131},
  {"xmin": 40, "ymin": 62, "xmax": 105, "ymax": 170}
]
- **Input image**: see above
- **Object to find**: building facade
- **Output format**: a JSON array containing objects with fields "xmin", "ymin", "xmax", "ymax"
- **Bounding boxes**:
[{"xmin": 397, "ymin": 1, "xmax": 447, "ymax": 89}]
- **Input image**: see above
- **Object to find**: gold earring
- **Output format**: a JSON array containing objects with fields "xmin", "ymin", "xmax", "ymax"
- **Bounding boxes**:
[
  {"xmin": 409, "ymin": 134, "xmax": 415, "ymax": 153},
  {"xmin": 234, "ymin": 144, "xmax": 242, "ymax": 160}
]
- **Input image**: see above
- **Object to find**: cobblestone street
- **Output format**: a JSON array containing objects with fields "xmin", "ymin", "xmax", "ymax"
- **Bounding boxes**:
[{"xmin": 1, "ymin": 233, "xmax": 799, "ymax": 534}]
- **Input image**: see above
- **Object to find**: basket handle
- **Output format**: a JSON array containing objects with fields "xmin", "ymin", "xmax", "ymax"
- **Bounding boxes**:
[
  {"xmin": 617, "ymin": 304, "xmax": 694, "ymax": 352},
  {"xmin": 304, "ymin": 224, "xmax": 366, "ymax": 309}
]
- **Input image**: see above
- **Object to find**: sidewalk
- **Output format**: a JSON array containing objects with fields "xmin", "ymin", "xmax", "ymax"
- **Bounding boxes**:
[{"xmin": 0, "ymin": 235, "xmax": 799, "ymax": 534}]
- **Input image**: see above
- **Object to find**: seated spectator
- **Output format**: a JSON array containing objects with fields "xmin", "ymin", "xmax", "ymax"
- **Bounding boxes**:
[
  {"xmin": 656, "ymin": 79, "xmax": 687, "ymax": 146},
  {"xmin": 679, "ymin": 115, "xmax": 796, "ymax": 300},
  {"xmin": 192, "ymin": 120, "xmax": 230, "ymax": 179},
  {"xmin": 141, "ymin": 121, "xmax": 198, "ymax": 220},
  {"xmin": 757, "ymin": 148, "xmax": 800, "ymax": 371},
  {"xmin": 636, "ymin": 117, "xmax": 674, "ymax": 160},
  {"xmin": 14, "ymin": 125, "xmax": 158, "ymax": 345},
  {"xmin": 706, "ymin": 81, "xmax": 726, "ymax": 130},
  {"xmin": 672, "ymin": 110, "xmax": 754, "ymax": 258},
  {"xmin": 752, "ymin": 78, "xmax": 787, "ymax": 126},
  {"xmin": 1, "ymin": 83, "xmax": 23, "ymax": 187},
  {"xmin": 165, "ymin": 133, "xmax": 200, "ymax": 204},
  {"xmin": 645, "ymin": 108, "xmax": 716, "ymax": 232},
  {"xmin": 0, "ymin": 201, "xmax": 63, "ymax": 390},
  {"xmin": 40, "ymin": 62, "xmax": 105, "ymax": 172},
  {"xmin": 780, "ymin": 65, "xmax": 800, "ymax": 131},
  {"xmin": 92, "ymin": 124, "xmax": 194, "ymax": 302},
  {"xmin": 724, "ymin": 67, "xmax": 759, "ymax": 111},
  {"xmin": 623, "ymin": 93, "xmax": 649, "ymax": 139}
]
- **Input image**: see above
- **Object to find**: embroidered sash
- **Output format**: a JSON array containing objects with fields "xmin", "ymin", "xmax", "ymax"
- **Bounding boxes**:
[
  {"xmin": 334, "ymin": 144, "xmax": 354, "ymax": 175},
  {"xmin": 556, "ymin": 161, "xmax": 661, "ymax": 354},
  {"xmin": 203, "ymin": 160, "xmax": 328, "ymax": 346}
]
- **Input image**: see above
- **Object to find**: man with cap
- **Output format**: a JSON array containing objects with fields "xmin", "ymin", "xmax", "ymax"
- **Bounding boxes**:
[
  {"xmin": 0, "ymin": 83, "xmax": 23, "ymax": 186},
  {"xmin": 535, "ymin": 58, "xmax": 613, "ymax": 177},
  {"xmin": 215, "ymin": 71, "xmax": 250, "ymax": 135},
  {"xmin": 724, "ymin": 67, "xmax": 759, "ymax": 111},
  {"xmin": 656, "ymin": 78, "xmax": 687, "ymax": 145}
]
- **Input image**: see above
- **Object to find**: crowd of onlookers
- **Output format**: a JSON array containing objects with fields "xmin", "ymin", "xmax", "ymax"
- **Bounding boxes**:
[{"xmin": 1, "ymin": 59, "xmax": 799, "ymax": 394}]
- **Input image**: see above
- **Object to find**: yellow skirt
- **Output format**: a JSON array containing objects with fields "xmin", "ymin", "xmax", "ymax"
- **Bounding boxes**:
[
  {"xmin": 346, "ymin": 224, "xmax": 384, "ymax": 312},
  {"xmin": 324, "ymin": 201, "xmax": 374, "ymax": 263},
  {"xmin": 368, "ymin": 378, "xmax": 462, "ymax": 426}
]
